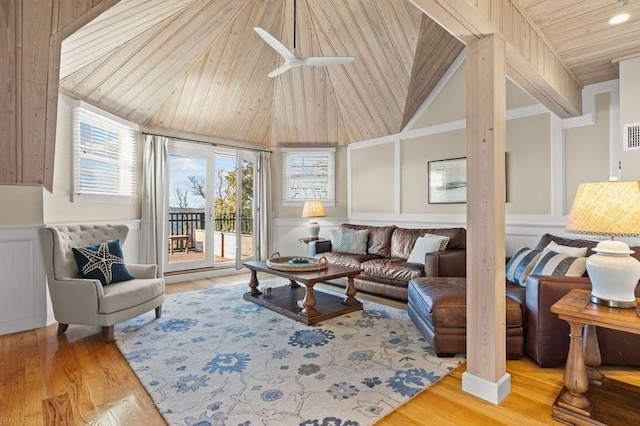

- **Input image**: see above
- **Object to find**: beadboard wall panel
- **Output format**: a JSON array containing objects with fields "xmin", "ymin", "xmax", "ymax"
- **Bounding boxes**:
[{"xmin": 0, "ymin": 227, "xmax": 47, "ymax": 335}]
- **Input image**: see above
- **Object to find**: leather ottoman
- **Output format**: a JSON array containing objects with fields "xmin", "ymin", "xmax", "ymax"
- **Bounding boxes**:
[{"xmin": 407, "ymin": 277, "xmax": 524, "ymax": 359}]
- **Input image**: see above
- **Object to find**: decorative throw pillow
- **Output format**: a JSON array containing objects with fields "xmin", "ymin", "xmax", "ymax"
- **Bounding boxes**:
[
  {"xmin": 545, "ymin": 241, "xmax": 588, "ymax": 257},
  {"xmin": 407, "ymin": 235, "xmax": 450, "ymax": 265},
  {"xmin": 530, "ymin": 250, "xmax": 588, "ymax": 278},
  {"xmin": 72, "ymin": 239, "xmax": 134, "ymax": 286},
  {"xmin": 505, "ymin": 247, "xmax": 542, "ymax": 286},
  {"xmin": 330, "ymin": 228, "xmax": 369, "ymax": 255}
]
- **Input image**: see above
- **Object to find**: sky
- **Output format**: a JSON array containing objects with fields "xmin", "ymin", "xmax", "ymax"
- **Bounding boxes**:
[{"xmin": 168, "ymin": 154, "xmax": 235, "ymax": 209}]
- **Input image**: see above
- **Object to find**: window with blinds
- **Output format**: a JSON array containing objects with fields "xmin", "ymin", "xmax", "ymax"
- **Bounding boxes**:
[
  {"xmin": 282, "ymin": 148, "xmax": 335, "ymax": 206},
  {"xmin": 71, "ymin": 100, "xmax": 138, "ymax": 201}
]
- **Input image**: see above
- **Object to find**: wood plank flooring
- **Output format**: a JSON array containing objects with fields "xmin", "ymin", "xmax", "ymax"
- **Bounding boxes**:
[{"xmin": 2, "ymin": 271, "xmax": 639, "ymax": 425}]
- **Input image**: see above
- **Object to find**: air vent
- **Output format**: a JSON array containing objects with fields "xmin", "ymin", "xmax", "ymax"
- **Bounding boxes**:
[{"xmin": 624, "ymin": 123, "xmax": 640, "ymax": 150}]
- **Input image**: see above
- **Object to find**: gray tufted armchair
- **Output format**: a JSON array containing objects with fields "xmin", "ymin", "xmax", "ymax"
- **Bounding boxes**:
[{"xmin": 39, "ymin": 224, "xmax": 165, "ymax": 342}]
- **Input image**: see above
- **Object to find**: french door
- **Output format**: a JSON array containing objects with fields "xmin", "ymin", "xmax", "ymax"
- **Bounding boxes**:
[{"xmin": 165, "ymin": 141, "xmax": 257, "ymax": 272}]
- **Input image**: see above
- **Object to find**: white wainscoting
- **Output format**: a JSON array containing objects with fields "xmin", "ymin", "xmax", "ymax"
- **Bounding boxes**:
[
  {"xmin": 0, "ymin": 226, "xmax": 47, "ymax": 335},
  {"xmin": 0, "ymin": 220, "xmax": 142, "ymax": 336}
]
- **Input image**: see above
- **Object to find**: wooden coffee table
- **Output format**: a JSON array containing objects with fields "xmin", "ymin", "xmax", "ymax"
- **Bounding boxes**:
[{"xmin": 242, "ymin": 260, "xmax": 363, "ymax": 325}]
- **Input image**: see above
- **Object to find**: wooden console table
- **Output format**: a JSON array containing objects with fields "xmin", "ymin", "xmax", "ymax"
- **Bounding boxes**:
[{"xmin": 551, "ymin": 289, "xmax": 640, "ymax": 425}]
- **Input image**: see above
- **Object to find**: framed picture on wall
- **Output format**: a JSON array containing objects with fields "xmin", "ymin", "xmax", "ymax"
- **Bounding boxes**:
[
  {"xmin": 428, "ymin": 157, "xmax": 467, "ymax": 204},
  {"xmin": 427, "ymin": 154, "xmax": 509, "ymax": 204}
]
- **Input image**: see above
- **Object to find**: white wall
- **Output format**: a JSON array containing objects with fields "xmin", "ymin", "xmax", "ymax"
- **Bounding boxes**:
[
  {"xmin": 620, "ymin": 57, "xmax": 640, "ymax": 180},
  {"xmin": 270, "ymin": 58, "xmax": 640, "ymax": 258}
]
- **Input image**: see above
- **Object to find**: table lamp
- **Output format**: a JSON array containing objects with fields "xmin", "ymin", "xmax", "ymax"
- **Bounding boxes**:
[
  {"xmin": 565, "ymin": 181, "xmax": 640, "ymax": 308},
  {"xmin": 301, "ymin": 201, "xmax": 326, "ymax": 239}
]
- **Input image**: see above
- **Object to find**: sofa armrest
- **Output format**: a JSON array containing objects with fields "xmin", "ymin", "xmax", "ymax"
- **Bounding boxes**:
[
  {"xmin": 126, "ymin": 263, "xmax": 159, "ymax": 279},
  {"xmin": 524, "ymin": 275, "xmax": 592, "ymax": 367},
  {"xmin": 47, "ymin": 278, "xmax": 103, "ymax": 323},
  {"xmin": 310, "ymin": 240, "xmax": 332, "ymax": 256},
  {"xmin": 424, "ymin": 249, "xmax": 466, "ymax": 277}
]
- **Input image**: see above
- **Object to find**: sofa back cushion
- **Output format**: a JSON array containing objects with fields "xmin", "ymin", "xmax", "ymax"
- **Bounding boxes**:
[
  {"xmin": 340, "ymin": 224, "xmax": 396, "ymax": 257},
  {"xmin": 535, "ymin": 234, "xmax": 597, "ymax": 256},
  {"xmin": 390, "ymin": 227, "xmax": 466, "ymax": 259},
  {"xmin": 536, "ymin": 233, "xmax": 640, "ymax": 263}
]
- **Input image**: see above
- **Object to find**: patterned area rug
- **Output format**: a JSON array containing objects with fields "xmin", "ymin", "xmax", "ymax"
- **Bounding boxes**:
[{"xmin": 115, "ymin": 281, "xmax": 463, "ymax": 426}]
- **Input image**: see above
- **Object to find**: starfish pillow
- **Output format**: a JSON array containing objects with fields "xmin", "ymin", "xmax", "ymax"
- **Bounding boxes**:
[{"xmin": 72, "ymin": 239, "xmax": 134, "ymax": 286}]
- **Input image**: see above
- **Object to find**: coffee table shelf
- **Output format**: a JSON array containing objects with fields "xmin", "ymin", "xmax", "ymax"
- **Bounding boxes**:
[
  {"xmin": 243, "ymin": 285, "xmax": 362, "ymax": 325},
  {"xmin": 242, "ymin": 260, "xmax": 363, "ymax": 325}
]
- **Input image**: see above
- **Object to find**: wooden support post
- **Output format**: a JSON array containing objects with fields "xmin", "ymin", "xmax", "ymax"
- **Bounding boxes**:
[{"xmin": 462, "ymin": 34, "xmax": 510, "ymax": 404}]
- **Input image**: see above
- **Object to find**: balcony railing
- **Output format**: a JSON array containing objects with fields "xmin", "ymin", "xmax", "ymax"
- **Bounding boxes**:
[{"xmin": 168, "ymin": 210, "xmax": 253, "ymax": 252}]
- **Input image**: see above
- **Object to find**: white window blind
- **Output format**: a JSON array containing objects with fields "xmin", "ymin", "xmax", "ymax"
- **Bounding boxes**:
[
  {"xmin": 72, "ymin": 100, "xmax": 138, "ymax": 201},
  {"xmin": 282, "ymin": 148, "xmax": 335, "ymax": 206}
]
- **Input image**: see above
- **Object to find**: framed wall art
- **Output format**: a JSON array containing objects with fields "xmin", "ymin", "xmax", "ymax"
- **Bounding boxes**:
[{"xmin": 428, "ymin": 157, "xmax": 467, "ymax": 204}]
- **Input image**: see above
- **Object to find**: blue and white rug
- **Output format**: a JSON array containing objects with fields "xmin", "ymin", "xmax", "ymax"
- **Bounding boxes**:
[{"xmin": 115, "ymin": 282, "xmax": 463, "ymax": 426}]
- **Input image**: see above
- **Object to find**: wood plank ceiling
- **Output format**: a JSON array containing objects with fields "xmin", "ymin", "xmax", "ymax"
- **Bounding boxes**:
[
  {"xmin": 59, "ymin": 0, "xmax": 463, "ymax": 147},
  {"xmin": 513, "ymin": 0, "xmax": 640, "ymax": 86},
  {"xmin": 59, "ymin": 0, "xmax": 640, "ymax": 148}
]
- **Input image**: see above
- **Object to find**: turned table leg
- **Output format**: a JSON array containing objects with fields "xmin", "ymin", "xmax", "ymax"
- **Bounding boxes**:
[
  {"xmin": 559, "ymin": 321, "xmax": 591, "ymax": 413},
  {"xmin": 301, "ymin": 284, "xmax": 318, "ymax": 316},
  {"xmin": 248, "ymin": 269, "xmax": 262, "ymax": 297},
  {"xmin": 343, "ymin": 276, "xmax": 359, "ymax": 306},
  {"xmin": 583, "ymin": 324, "xmax": 604, "ymax": 383}
]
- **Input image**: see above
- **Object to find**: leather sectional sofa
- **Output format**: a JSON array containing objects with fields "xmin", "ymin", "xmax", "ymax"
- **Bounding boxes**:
[
  {"xmin": 525, "ymin": 234, "xmax": 640, "ymax": 367},
  {"xmin": 310, "ymin": 223, "xmax": 467, "ymax": 301},
  {"xmin": 408, "ymin": 233, "xmax": 640, "ymax": 366}
]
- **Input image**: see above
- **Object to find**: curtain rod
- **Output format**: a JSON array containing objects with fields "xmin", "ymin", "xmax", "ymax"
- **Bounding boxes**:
[{"xmin": 142, "ymin": 131, "xmax": 272, "ymax": 153}]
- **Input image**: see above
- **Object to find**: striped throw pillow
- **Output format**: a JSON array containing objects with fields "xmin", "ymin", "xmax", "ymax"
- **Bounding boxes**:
[
  {"xmin": 530, "ymin": 250, "xmax": 588, "ymax": 277},
  {"xmin": 505, "ymin": 247, "xmax": 542, "ymax": 286}
]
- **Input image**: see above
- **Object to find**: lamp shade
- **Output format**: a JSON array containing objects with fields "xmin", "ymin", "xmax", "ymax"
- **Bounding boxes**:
[
  {"xmin": 566, "ymin": 181, "xmax": 640, "ymax": 237},
  {"xmin": 566, "ymin": 181, "xmax": 640, "ymax": 308},
  {"xmin": 301, "ymin": 201, "xmax": 326, "ymax": 218}
]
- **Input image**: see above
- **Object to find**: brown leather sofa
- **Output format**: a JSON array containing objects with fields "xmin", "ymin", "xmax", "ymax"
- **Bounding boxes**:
[
  {"xmin": 408, "ymin": 277, "xmax": 525, "ymax": 359},
  {"xmin": 310, "ymin": 224, "xmax": 467, "ymax": 301},
  {"xmin": 525, "ymin": 234, "xmax": 640, "ymax": 367}
]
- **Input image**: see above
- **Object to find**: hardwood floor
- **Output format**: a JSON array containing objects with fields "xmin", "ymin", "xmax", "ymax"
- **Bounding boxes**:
[{"xmin": 2, "ymin": 272, "xmax": 639, "ymax": 425}]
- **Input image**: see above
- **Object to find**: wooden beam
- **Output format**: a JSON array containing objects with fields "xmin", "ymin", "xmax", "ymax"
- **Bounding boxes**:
[
  {"xmin": 407, "ymin": 0, "xmax": 582, "ymax": 118},
  {"xmin": 463, "ymin": 33, "xmax": 509, "ymax": 403},
  {"xmin": 0, "ymin": 0, "xmax": 121, "ymax": 190}
]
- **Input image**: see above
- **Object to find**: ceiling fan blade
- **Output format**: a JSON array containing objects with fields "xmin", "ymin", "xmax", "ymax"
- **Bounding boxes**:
[
  {"xmin": 304, "ymin": 56, "xmax": 356, "ymax": 67},
  {"xmin": 254, "ymin": 27, "xmax": 295, "ymax": 61},
  {"xmin": 268, "ymin": 63, "xmax": 293, "ymax": 78}
]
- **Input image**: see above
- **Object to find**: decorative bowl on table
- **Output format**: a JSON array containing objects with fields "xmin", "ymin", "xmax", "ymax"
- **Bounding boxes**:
[{"xmin": 266, "ymin": 252, "xmax": 328, "ymax": 272}]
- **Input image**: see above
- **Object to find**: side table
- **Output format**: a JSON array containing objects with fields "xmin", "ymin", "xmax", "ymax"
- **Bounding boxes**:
[
  {"xmin": 298, "ymin": 237, "xmax": 327, "ymax": 256},
  {"xmin": 551, "ymin": 289, "xmax": 640, "ymax": 425}
]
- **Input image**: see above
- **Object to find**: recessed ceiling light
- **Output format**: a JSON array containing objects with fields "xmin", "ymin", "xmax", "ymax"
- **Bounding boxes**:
[{"xmin": 609, "ymin": 13, "xmax": 630, "ymax": 25}]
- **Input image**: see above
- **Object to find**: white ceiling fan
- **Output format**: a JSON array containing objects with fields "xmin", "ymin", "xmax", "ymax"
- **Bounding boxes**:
[{"xmin": 254, "ymin": 0, "xmax": 355, "ymax": 78}]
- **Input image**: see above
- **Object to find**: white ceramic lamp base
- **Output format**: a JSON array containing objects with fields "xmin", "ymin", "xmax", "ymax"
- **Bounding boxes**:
[
  {"xmin": 307, "ymin": 220, "xmax": 320, "ymax": 239},
  {"xmin": 587, "ymin": 240, "xmax": 640, "ymax": 309}
]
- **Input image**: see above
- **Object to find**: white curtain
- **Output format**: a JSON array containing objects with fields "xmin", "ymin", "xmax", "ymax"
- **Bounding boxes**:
[
  {"xmin": 256, "ymin": 151, "xmax": 272, "ymax": 260},
  {"xmin": 140, "ymin": 134, "xmax": 168, "ymax": 276}
]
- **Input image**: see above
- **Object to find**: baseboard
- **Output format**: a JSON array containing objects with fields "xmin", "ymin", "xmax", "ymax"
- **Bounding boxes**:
[{"xmin": 462, "ymin": 371, "xmax": 511, "ymax": 404}]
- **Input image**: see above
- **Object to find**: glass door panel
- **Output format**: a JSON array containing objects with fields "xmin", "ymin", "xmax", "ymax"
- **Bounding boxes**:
[
  {"xmin": 236, "ymin": 150, "xmax": 257, "ymax": 268},
  {"xmin": 165, "ymin": 146, "xmax": 214, "ymax": 272}
]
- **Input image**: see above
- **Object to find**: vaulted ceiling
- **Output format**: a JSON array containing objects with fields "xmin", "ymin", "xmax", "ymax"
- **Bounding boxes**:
[
  {"xmin": 59, "ymin": 0, "xmax": 463, "ymax": 147},
  {"xmin": 59, "ymin": 0, "xmax": 640, "ymax": 149}
]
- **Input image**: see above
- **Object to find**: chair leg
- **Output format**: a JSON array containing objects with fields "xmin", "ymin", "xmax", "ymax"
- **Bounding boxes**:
[
  {"xmin": 103, "ymin": 325, "xmax": 115, "ymax": 343},
  {"xmin": 57, "ymin": 323, "xmax": 69, "ymax": 335},
  {"xmin": 155, "ymin": 305, "xmax": 162, "ymax": 319}
]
